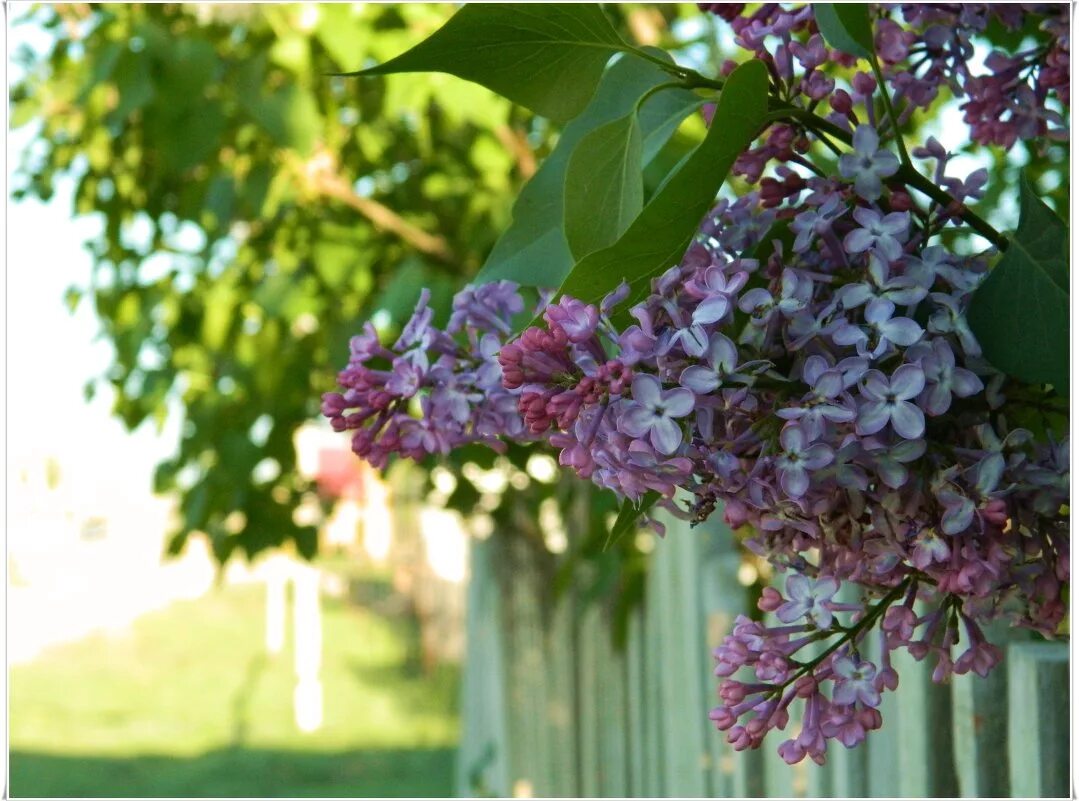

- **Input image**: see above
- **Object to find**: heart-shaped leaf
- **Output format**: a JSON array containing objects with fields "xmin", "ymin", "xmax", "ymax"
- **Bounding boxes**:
[
  {"xmin": 553, "ymin": 59, "xmax": 770, "ymax": 322},
  {"xmin": 813, "ymin": 4, "xmax": 874, "ymax": 60},
  {"xmin": 967, "ymin": 177, "xmax": 1069, "ymax": 391},
  {"xmin": 476, "ymin": 53, "xmax": 700, "ymax": 287},
  {"xmin": 564, "ymin": 111, "xmax": 645, "ymax": 259},
  {"xmin": 340, "ymin": 4, "xmax": 628, "ymax": 122}
]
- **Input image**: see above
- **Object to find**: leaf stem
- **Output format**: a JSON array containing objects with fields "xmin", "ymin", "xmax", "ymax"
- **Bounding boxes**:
[{"xmin": 870, "ymin": 54, "xmax": 912, "ymax": 169}]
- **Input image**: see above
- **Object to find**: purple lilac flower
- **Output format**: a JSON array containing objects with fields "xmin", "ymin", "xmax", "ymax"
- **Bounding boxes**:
[
  {"xmin": 856, "ymin": 364, "xmax": 926, "ymax": 439},
  {"xmin": 776, "ymin": 356, "xmax": 855, "ymax": 438},
  {"xmin": 912, "ymin": 338, "xmax": 984, "ymax": 415},
  {"xmin": 775, "ymin": 574, "xmax": 840, "ymax": 627},
  {"xmin": 774, "ymin": 423, "xmax": 834, "ymax": 497},
  {"xmin": 833, "ymin": 297, "xmax": 923, "ymax": 359},
  {"xmin": 791, "ymin": 194, "xmax": 846, "ymax": 253},
  {"xmin": 680, "ymin": 333, "xmax": 748, "ymax": 394},
  {"xmin": 843, "ymin": 208, "xmax": 910, "ymax": 263},
  {"xmin": 618, "ymin": 374, "xmax": 695, "ymax": 455},
  {"xmin": 831, "ymin": 655, "xmax": 882, "ymax": 707},
  {"xmin": 838, "ymin": 125, "xmax": 901, "ymax": 200}
]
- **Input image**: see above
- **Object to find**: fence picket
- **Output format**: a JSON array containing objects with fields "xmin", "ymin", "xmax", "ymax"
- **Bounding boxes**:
[
  {"xmin": 950, "ymin": 619, "xmax": 1014, "ymax": 797},
  {"xmin": 891, "ymin": 615, "xmax": 960, "ymax": 797},
  {"xmin": 576, "ymin": 601, "xmax": 602, "ymax": 798},
  {"xmin": 653, "ymin": 513, "xmax": 710, "ymax": 797},
  {"xmin": 462, "ymin": 520, "xmax": 1067, "ymax": 799},
  {"xmin": 456, "ymin": 536, "xmax": 511, "ymax": 797},
  {"xmin": 696, "ymin": 517, "xmax": 741, "ymax": 797},
  {"xmin": 596, "ymin": 616, "xmax": 630, "ymax": 797},
  {"xmin": 544, "ymin": 594, "xmax": 578, "ymax": 798},
  {"xmin": 1007, "ymin": 640, "xmax": 1069, "ymax": 797},
  {"xmin": 625, "ymin": 607, "xmax": 647, "ymax": 797},
  {"xmin": 865, "ymin": 628, "xmax": 901, "ymax": 798},
  {"xmin": 642, "ymin": 554, "xmax": 665, "ymax": 796}
]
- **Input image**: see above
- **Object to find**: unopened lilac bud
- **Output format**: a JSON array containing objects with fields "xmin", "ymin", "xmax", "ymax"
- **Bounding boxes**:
[
  {"xmin": 830, "ymin": 89, "xmax": 853, "ymax": 115},
  {"xmin": 758, "ymin": 586, "xmax": 784, "ymax": 611},
  {"xmin": 852, "ymin": 71, "xmax": 877, "ymax": 97}
]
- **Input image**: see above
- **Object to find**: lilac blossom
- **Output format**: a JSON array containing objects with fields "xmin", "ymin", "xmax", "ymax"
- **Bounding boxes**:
[
  {"xmin": 831, "ymin": 655, "xmax": 881, "ymax": 707},
  {"xmin": 618, "ymin": 374, "xmax": 695, "ymax": 455},
  {"xmin": 838, "ymin": 125, "xmax": 901, "ymax": 200},
  {"xmin": 775, "ymin": 423, "xmax": 834, "ymax": 497},
  {"xmin": 329, "ymin": 1, "xmax": 1070, "ymax": 766},
  {"xmin": 843, "ymin": 207, "xmax": 910, "ymax": 263},
  {"xmin": 775, "ymin": 574, "xmax": 840, "ymax": 627},
  {"xmin": 856, "ymin": 365, "xmax": 926, "ymax": 439},
  {"xmin": 912, "ymin": 338, "xmax": 984, "ymax": 415}
]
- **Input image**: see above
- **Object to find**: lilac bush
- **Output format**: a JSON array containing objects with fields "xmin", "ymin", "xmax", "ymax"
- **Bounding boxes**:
[{"xmin": 325, "ymin": 2, "xmax": 1069, "ymax": 765}]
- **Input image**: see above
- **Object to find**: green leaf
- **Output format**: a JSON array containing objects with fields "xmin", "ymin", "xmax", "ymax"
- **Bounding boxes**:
[
  {"xmin": 476, "ymin": 52, "xmax": 700, "ymax": 287},
  {"xmin": 967, "ymin": 177, "xmax": 1069, "ymax": 391},
  {"xmin": 242, "ymin": 84, "xmax": 321, "ymax": 155},
  {"xmin": 341, "ymin": 4, "xmax": 629, "ymax": 122},
  {"xmin": 605, "ymin": 490, "xmax": 661, "ymax": 550},
  {"xmin": 564, "ymin": 111, "xmax": 644, "ymax": 259},
  {"xmin": 553, "ymin": 59, "xmax": 770, "ymax": 320},
  {"xmin": 813, "ymin": 4, "xmax": 874, "ymax": 60}
]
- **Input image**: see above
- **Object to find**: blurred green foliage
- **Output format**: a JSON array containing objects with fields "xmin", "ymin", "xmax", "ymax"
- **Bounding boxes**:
[
  {"xmin": 11, "ymin": 3, "xmax": 547, "ymax": 562},
  {"xmin": 9, "ymin": 5, "xmax": 695, "ymax": 636}
]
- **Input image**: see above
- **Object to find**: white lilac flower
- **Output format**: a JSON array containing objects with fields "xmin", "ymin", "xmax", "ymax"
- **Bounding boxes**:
[
  {"xmin": 856, "ymin": 365, "xmax": 927, "ymax": 439},
  {"xmin": 838, "ymin": 125, "xmax": 901, "ymax": 200}
]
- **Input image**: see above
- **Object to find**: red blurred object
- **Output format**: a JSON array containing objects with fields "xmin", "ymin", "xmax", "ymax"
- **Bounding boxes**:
[{"xmin": 315, "ymin": 448, "xmax": 365, "ymax": 501}]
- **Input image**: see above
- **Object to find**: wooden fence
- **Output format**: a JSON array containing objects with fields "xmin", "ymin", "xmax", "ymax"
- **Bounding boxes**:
[{"xmin": 456, "ymin": 510, "xmax": 1070, "ymax": 798}]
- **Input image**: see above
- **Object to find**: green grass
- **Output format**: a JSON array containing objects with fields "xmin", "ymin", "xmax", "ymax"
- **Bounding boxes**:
[{"xmin": 9, "ymin": 574, "xmax": 460, "ymax": 797}]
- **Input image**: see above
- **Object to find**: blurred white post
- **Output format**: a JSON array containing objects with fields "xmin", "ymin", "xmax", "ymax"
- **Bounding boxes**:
[
  {"xmin": 264, "ymin": 554, "xmax": 288, "ymax": 655},
  {"xmin": 292, "ymin": 561, "xmax": 324, "ymax": 732}
]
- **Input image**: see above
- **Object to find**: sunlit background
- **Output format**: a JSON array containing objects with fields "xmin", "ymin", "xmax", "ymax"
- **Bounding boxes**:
[
  {"xmin": 7, "ymin": 162, "xmax": 469, "ymax": 794},
  {"xmin": 7, "ymin": 6, "xmax": 476, "ymax": 796},
  {"xmin": 6, "ymin": 3, "xmax": 1068, "ymax": 798}
]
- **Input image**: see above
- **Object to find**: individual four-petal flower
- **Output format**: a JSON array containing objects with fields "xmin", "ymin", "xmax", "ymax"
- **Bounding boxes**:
[
  {"xmin": 619, "ymin": 374, "xmax": 695, "ymax": 455},
  {"xmin": 856, "ymin": 364, "xmax": 927, "ymax": 439},
  {"xmin": 838, "ymin": 125, "xmax": 901, "ymax": 200}
]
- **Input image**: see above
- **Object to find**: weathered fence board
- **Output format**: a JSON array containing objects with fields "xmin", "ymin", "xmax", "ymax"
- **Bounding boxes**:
[
  {"xmin": 456, "ymin": 535, "xmax": 510, "ymax": 798},
  {"xmin": 1007, "ymin": 641, "xmax": 1070, "ymax": 798},
  {"xmin": 459, "ymin": 512, "xmax": 1069, "ymax": 798}
]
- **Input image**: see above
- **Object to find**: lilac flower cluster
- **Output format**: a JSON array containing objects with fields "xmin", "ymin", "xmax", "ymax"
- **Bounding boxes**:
[
  {"xmin": 711, "ymin": 572, "xmax": 1004, "ymax": 762},
  {"xmin": 324, "ymin": 0, "xmax": 1069, "ymax": 766},
  {"xmin": 703, "ymin": 3, "xmax": 1069, "ymax": 153},
  {"xmin": 321, "ymin": 282, "xmax": 533, "ymax": 468},
  {"xmin": 492, "ymin": 153, "xmax": 1067, "ymax": 760}
]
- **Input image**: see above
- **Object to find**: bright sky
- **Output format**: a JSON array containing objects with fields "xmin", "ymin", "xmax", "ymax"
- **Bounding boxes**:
[{"xmin": 7, "ymin": 18, "xmax": 179, "ymax": 535}]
